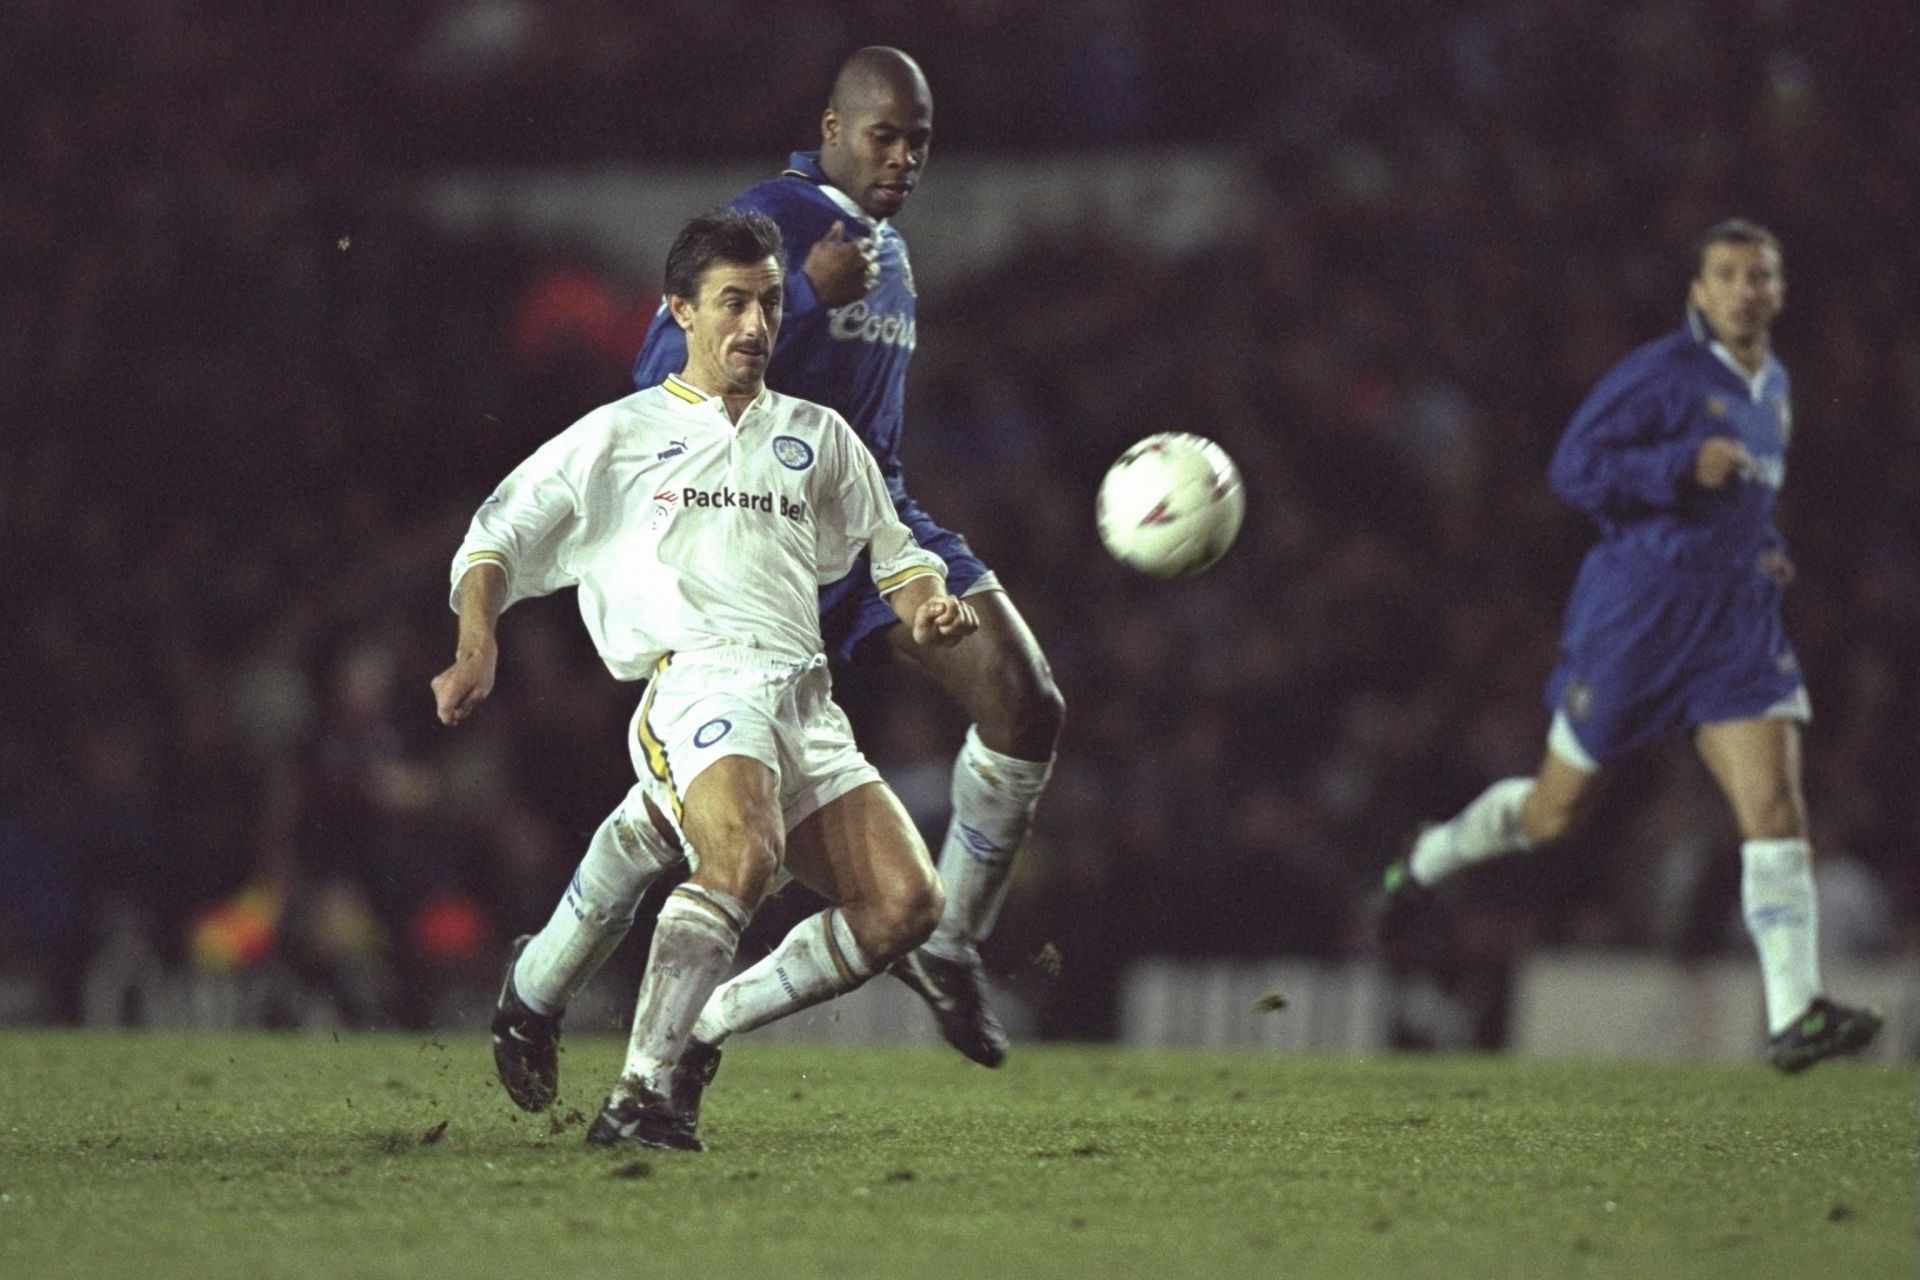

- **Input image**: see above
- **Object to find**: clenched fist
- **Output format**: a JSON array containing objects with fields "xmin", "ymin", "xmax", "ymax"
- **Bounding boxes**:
[
  {"xmin": 1695, "ymin": 436, "xmax": 1755, "ymax": 490},
  {"xmin": 911, "ymin": 594, "xmax": 978, "ymax": 648},
  {"xmin": 432, "ymin": 641, "xmax": 497, "ymax": 725},
  {"xmin": 803, "ymin": 221, "xmax": 880, "ymax": 308}
]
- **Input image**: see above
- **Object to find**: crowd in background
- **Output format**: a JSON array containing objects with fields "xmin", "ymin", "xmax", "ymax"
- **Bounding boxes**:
[{"xmin": 4, "ymin": 0, "xmax": 1915, "ymax": 1035}]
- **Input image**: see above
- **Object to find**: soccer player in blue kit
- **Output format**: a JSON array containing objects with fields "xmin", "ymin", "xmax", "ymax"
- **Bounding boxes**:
[
  {"xmin": 491, "ymin": 48, "xmax": 1061, "ymax": 1085},
  {"xmin": 1374, "ymin": 221, "xmax": 1882, "ymax": 1073}
]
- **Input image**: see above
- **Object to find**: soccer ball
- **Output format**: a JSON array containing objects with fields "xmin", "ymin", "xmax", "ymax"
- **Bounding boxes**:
[{"xmin": 1096, "ymin": 433, "xmax": 1245, "ymax": 578}]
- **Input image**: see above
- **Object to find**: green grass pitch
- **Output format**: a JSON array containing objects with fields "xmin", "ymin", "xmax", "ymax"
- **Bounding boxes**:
[{"xmin": 0, "ymin": 1032, "xmax": 1911, "ymax": 1279}]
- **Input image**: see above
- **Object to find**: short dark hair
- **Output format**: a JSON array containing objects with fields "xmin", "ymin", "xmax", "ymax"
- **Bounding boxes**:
[
  {"xmin": 1695, "ymin": 218, "xmax": 1783, "ymax": 277},
  {"xmin": 663, "ymin": 209, "xmax": 784, "ymax": 300}
]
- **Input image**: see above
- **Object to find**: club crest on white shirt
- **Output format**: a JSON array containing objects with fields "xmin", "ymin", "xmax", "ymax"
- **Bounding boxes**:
[{"xmin": 772, "ymin": 436, "xmax": 815, "ymax": 470}]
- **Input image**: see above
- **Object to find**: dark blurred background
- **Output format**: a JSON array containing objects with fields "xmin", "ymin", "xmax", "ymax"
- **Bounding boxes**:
[{"xmin": 3, "ymin": 0, "xmax": 1914, "ymax": 1040}]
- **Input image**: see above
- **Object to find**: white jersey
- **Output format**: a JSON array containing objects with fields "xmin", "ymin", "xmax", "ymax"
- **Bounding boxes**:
[{"xmin": 450, "ymin": 374, "xmax": 945, "ymax": 680}]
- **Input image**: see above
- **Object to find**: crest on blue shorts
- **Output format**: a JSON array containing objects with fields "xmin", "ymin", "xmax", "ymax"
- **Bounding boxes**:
[
  {"xmin": 694, "ymin": 718, "xmax": 733, "ymax": 748},
  {"xmin": 771, "ymin": 436, "xmax": 814, "ymax": 470}
]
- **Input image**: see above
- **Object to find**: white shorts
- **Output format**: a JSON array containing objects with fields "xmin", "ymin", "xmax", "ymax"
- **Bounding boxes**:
[{"xmin": 626, "ymin": 646, "xmax": 882, "ymax": 861}]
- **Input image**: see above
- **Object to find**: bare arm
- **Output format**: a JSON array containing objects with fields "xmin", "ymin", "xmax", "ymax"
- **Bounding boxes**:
[{"xmin": 431, "ymin": 563, "xmax": 507, "ymax": 725}]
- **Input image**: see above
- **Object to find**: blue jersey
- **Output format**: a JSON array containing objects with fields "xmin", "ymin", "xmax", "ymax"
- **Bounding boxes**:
[
  {"xmin": 633, "ymin": 152, "xmax": 993, "ymax": 665},
  {"xmin": 633, "ymin": 152, "xmax": 920, "ymax": 504},
  {"xmin": 1543, "ymin": 314, "xmax": 1803, "ymax": 764},
  {"xmin": 1547, "ymin": 314, "xmax": 1790, "ymax": 571}
]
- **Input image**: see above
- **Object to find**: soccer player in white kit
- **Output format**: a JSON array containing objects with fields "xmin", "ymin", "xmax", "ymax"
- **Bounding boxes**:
[{"xmin": 432, "ymin": 209, "xmax": 977, "ymax": 1151}]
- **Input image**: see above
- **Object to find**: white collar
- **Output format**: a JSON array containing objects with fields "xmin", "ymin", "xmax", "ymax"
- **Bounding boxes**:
[
  {"xmin": 1708, "ymin": 341, "xmax": 1768, "ymax": 404},
  {"xmin": 814, "ymin": 180, "xmax": 887, "ymax": 230}
]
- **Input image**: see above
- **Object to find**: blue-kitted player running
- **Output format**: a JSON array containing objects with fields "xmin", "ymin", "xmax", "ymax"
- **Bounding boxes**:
[
  {"xmin": 489, "ymin": 50, "xmax": 1061, "ymax": 1093},
  {"xmin": 1374, "ymin": 220, "xmax": 1881, "ymax": 1073}
]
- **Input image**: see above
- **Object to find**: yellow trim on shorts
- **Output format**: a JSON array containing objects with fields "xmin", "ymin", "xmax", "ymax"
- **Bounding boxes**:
[
  {"xmin": 635, "ymin": 654, "xmax": 682, "ymax": 819},
  {"xmin": 874, "ymin": 566, "xmax": 940, "ymax": 595},
  {"xmin": 466, "ymin": 549, "xmax": 508, "ymax": 568}
]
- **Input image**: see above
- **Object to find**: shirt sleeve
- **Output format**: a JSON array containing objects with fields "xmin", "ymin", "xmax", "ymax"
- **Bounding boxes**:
[
  {"xmin": 448, "ymin": 428, "xmax": 588, "ymax": 612},
  {"xmin": 1547, "ymin": 366, "xmax": 1700, "ymax": 520},
  {"xmin": 811, "ymin": 412, "xmax": 945, "ymax": 593}
]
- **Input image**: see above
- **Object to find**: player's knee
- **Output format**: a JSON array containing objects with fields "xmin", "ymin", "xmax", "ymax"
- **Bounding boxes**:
[
  {"xmin": 899, "ymin": 874, "xmax": 946, "ymax": 947},
  {"xmin": 1026, "ymin": 678, "xmax": 1066, "ymax": 751},
  {"xmin": 981, "ymin": 667, "xmax": 1065, "ymax": 760},
  {"xmin": 1521, "ymin": 791, "xmax": 1580, "ymax": 845},
  {"xmin": 693, "ymin": 831, "xmax": 784, "ymax": 908},
  {"xmin": 856, "ymin": 873, "xmax": 945, "ymax": 963}
]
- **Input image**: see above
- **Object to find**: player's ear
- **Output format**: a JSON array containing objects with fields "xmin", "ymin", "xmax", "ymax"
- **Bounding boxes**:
[
  {"xmin": 667, "ymin": 293, "xmax": 696, "ymax": 332},
  {"xmin": 820, "ymin": 107, "xmax": 840, "ymax": 147}
]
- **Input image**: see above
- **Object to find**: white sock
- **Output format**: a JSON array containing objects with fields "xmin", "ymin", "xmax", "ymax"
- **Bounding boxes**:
[
  {"xmin": 1741, "ymin": 837, "xmax": 1820, "ymax": 1034},
  {"xmin": 925, "ymin": 726, "xmax": 1053, "ymax": 961},
  {"xmin": 1408, "ymin": 777, "xmax": 1534, "ymax": 886},
  {"xmin": 514, "ymin": 796, "xmax": 683, "ymax": 1017},
  {"xmin": 620, "ymin": 884, "xmax": 749, "ymax": 1093},
  {"xmin": 692, "ymin": 907, "xmax": 876, "ymax": 1045}
]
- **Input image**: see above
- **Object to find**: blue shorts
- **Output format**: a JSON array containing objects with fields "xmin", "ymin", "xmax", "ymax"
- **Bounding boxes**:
[
  {"xmin": 820, "ymin": 496, "xmax": 995, "ymax": 665},
  {"xmin": 1544, "ymin": 544, "xmax": 1806, "ymax": 767}
]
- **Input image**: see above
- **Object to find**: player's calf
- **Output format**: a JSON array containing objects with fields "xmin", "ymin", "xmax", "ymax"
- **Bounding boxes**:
[{"xmin": 843, "ymin": 873, "xmax": 944, "ymax": 966}]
